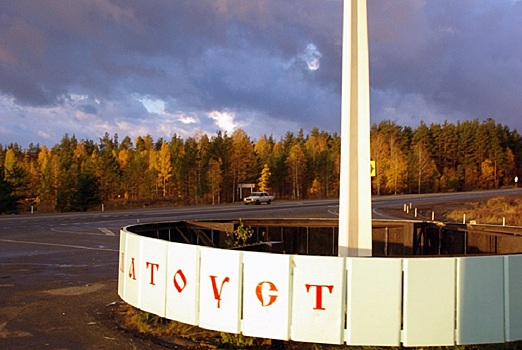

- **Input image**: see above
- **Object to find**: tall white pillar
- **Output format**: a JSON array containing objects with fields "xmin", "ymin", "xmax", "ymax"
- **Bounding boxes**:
[{"xmin": 338, "ymin": 0, "xmax": 372, "ymax": 257}]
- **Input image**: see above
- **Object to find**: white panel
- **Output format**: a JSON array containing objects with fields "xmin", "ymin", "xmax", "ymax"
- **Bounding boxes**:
[
  {"xmin": 242, "ymin": 252, "xmax": 292, "ymax": 340},
  {"xmin": 124, "ymin": 232, "xmax": 141, "ymax": 308},
  {"xmin": 198, "ymin": 247, "xmax": 242, "ymax": 333},
  {"xmin": 291, "ymin": 255, "xmax": 345, "ymax": 344},
  {"xmin": 403, "ymin": 258, "xmax": 456, "ymax": 346},
  {"xmin": 505, "ymin": 255, "xmax": 522, "ymax": 341},
  {"xmin": 346, "ymin": 258, "xmax": 402, "ymax": 346},
  {"xmin": 118, "ymin": 229, "xmax": 127, "ymax": 299},
  {"xmin": 165, "ymin": 243, "xmax": 200, "ymax": 325},
  {"xmin": 138, "ymin": 236, "xmax": 167, "ymax": 317},
  {"xmin": 456, "ymin": 256, "xmax": 505, "ymax": 345}
]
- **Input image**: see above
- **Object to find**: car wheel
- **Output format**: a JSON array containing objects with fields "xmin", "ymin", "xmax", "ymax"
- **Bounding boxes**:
[
  {"xmin": 267, "ymin": 200, "xmax": 271, "ymax": 204},
  {"xmin": 255, "ymin": 200, "xmax": 260, "ymax": 205}
]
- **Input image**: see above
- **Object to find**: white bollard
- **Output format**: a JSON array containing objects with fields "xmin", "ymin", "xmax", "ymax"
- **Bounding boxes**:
[
  {"xmin": 414, "ymin": 208, "xmax": 418, "ymax": 217},
  {"xmin": 503, "ymin": 217, "xmax": 506, "ymax": 226},
  {"xmin": 463, "ymin": 214, "xmax": 466, "ymax": 224},
  {"xmin": 432, "ymin": 211, "xmax": 435, "ymax": 221},
  {"xmin": 102, "ymin": 204, "xmax": 104, "ymax": 212}
]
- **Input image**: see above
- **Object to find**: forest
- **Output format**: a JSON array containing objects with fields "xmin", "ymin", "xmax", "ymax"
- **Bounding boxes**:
[{"xmin": 0, "ymin": 118, "xmax": 521, "ymax": 214}]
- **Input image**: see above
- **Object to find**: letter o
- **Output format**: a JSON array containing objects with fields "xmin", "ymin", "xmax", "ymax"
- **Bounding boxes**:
[{"xmin": 173, "ymin": 269, "xmax": 187, "ymax": 293}]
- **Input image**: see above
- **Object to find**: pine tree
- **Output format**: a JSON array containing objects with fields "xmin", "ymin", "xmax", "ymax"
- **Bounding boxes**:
[
  {"xmin": 0, "ymin": 167, "xmax": 17, "ymax": 214},
  {"xmin": 207, "ymin": 158, "xmax": 223, "ymax": 205}
]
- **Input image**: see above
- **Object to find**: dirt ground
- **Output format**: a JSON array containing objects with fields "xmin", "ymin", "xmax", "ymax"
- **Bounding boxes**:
[{"xmin": 0, "ymin": 277, "xmax": 188, "ymax": 349}]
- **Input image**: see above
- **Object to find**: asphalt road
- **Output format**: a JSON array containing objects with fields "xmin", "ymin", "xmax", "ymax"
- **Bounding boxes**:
[{"xmin": 1, "ymin": 188, "xmax": 521, "ymax": 349}]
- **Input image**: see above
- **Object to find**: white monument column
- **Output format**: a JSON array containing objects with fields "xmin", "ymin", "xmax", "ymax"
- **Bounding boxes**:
[{"xmin": 338, "ymin": 0, "xmax": 372, "ymax": 257}]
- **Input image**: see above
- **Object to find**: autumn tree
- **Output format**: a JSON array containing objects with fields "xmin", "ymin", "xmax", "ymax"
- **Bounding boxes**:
[
  {"xmin": 305, "ymin": 128, "xmax": 333, "ymax": 198},
  {"xmin": 371, "ymin": 121, "xmax": 408, "ymax": 195},
  {"xmin": 258, "ymin": 163, "xmax": 271, "ymax": 192},
  {"xmin": 287, "ymin": 142, "xmax": 307, "ymax": 199},
  {"xmin": 208, "ymin": 131, "xmax": 233, "ymax": 202},
  {"xmin": 207, "ymin": 158, "xmax": 223, "ymax": 205},
  {"xmin": 3, "ymin": 117, "xmax": 522, "ymax": 210},
  {"xmin": 167, "ymin": 135, "xmax": 184, "ymax": 202},
  {"xmin": 196, "ymin": 133, "xmax": 211, "ymax": 202},
  {"xmin": 458, "ymin": 120, "xmax": 481, "ymax": 191},
  {"xmin": 230, "ymin": 129, "xmax": 258, "ymax": 202},
  {"xmin": 412, "ymin": 141, "xmax": 439, "ymax": 193},
  {"xmin": 53, "ymin": 134, "xmax": 80, "ymax": 211},
  {"xmin": 157, "ymin": 141, "xmax": 173, "ymax": 197},
  {"xmin": 96, "ymin": 133, "xmax": 121, "ymax": 201},
  {"xmin": 370, "ymin": 129, "xmax": 389, "ymax": 196},
  {"xmin": 431, "ymin": 121, "xmax": 459, "ymax": 191},
  {"xmin": 181, "ymin": 137, "xmax": 198, "ymax": 204},
  {"xmin": 37, "ymin": 145, "xmax": 54, "ymax": 201},
  {"xmin": 117, "ymin": 136, "xmax": 133, "ymax": 199},
  {"xmin": 410, "ymin": 123, "xmax": 439, "ymax": 193}
]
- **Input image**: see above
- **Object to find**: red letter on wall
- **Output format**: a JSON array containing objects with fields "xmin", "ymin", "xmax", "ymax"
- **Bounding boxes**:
[
  {"xmin": 120, "ymin": 252, "xmax": 125, "ymax": 273},
  {"xmin": 209, "ymin": 275, "xmax": 230, "ymax": 308},
  {"xmin": 305, "ymin": 284, "xmax": 334, "ymax": 310},
  {"xmin": 256, "ymin": 281, "xmax": 279, "ymax": 307},
  {"xmin": 173, "ymin": 269, "xmax": 187, "ymax": 293},
  {"xmin": 146, "ymin": 262, "xmax": 160, "ymax": 285},
  {"xmin": 128, "ymin": 257, "xmax": 136, "ymax": 280}
]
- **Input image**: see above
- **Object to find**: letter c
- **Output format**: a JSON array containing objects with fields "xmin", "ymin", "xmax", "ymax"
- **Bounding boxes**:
[{"xmin": 256, "ymin": 281, "xmax": 279, "ymax": 307}]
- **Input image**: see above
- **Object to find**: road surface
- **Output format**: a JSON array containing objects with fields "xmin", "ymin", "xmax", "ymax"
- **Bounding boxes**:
[{"xmin": 1, "ymin": 188, "xmax": 520, "ymax": 348}]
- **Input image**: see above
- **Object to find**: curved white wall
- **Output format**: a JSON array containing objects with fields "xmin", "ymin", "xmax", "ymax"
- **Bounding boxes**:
[{"xmin": 118, "ymin": 227, "xmax": 522, "ymax": 347}]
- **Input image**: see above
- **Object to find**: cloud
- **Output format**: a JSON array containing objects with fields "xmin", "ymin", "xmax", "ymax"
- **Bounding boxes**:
[
  {"xmin": 1, "ymin": 0, "xmax": 522, "ymax": 147},
  {"xmin": 176, "ymin": 114, "xmax": 197, "ymax": 125},
  {"xmin": 138, "ymin": 97, "xmax": 166, "ymax": 115},
  {"xmin": 368, "ymin": 0, "xmax": 522, "ymax": 129},
  {"xmin": 208, "ymin": 110, "xmax": 237, "ymax": 134},
  {"xmin": 300, "ymin": 43, "xmax": 322, "ymax": 71}
]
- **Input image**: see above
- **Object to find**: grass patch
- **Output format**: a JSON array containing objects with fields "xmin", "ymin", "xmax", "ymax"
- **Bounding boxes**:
[
  {"xmin": 117, "ymin": 304, "xmax": 269, "ymax": 348},
  {"xmin": 117, "ymin": 291, "xmax": 522, "ymax": 350},
  {"xmin": 446, "ymin": 197, "xmax": 522, "ymax": 226}
]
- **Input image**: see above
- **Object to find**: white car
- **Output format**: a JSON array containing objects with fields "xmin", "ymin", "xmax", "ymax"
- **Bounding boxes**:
[{"xmin": 243, "ymin": 191, "xmax": 274, "ymax": 205}]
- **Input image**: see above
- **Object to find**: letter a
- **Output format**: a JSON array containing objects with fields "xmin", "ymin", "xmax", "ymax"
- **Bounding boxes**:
[
  {"xmin": 128, "ymin": 257, "xmax": 136, "ymax": 280},
  {"xmin": 119, "ymin": 252, "xmax": 125, "ymax": 273}
]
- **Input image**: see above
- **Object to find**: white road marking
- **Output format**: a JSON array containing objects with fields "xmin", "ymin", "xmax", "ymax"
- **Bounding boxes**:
[
  {"xmin": 0, "ymin": 239, "xmax": 118, "ymax": 252},
  {"xmin": 98, "ymin": 227, "xmax": 115, "ymax": 236}
]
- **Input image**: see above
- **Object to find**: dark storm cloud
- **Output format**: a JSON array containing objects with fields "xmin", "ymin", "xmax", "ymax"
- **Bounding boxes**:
[
  {"xmin": 1, "ymin": 0, "xmax": 522, "ymax": 147},
  {"xmin": 1, "ymin": 1, "xmax": 342, "ymax": 131},
  {"xmin": 368, "ymin": 0, "xmax": 522, "ymax": 129}
]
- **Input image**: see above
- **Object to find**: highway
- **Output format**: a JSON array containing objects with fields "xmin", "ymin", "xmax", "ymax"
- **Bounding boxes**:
[{"xmin": 0, "ymin": 188, "xmax": 521, "ymax": 348}]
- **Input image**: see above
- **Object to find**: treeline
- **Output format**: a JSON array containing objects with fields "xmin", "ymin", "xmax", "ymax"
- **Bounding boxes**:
[{"xmin": 0, "ymin": 118, "xmax": 521, "ymax": 213}]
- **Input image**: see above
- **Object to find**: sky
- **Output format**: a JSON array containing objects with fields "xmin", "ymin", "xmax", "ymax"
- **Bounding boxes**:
[{"xmin": 1, "ymin": 0, "xmax": 522, "ymax": 148}]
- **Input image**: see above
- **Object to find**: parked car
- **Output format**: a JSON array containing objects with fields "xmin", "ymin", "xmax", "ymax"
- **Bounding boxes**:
[{"xmin": 243, "ymin": 191, "xmax": 274, "ymax": 205}]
